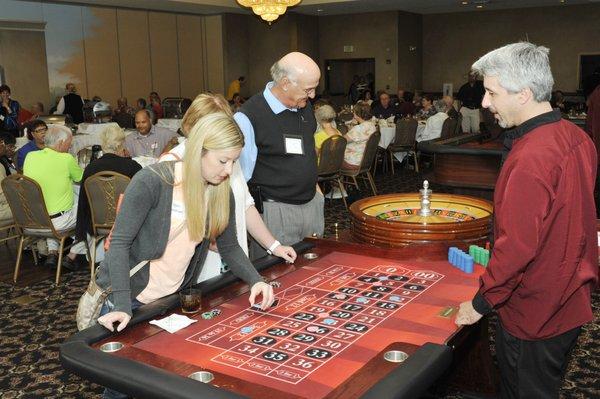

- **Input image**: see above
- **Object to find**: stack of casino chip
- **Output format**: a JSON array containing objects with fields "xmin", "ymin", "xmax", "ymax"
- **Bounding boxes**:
[
  {"xmin": 468, "ymin": 245, "xmax": 490, "ymax": 267},
  {"xmin": 448, "ymin": 247, "xmax": 474, "ymax": 273},
  {"xmin": 201, "ymin": 309, "xmax": 222, "ymax": 320}
]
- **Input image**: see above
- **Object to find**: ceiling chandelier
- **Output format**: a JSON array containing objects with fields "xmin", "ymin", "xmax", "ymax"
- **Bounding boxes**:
[{"xmin": 236, "ymin": 0, "xmax": 302, "ymax": 24}]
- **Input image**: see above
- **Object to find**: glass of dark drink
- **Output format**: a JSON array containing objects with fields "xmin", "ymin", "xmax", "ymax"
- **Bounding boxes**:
[{"xmin": 179, "ymin": 288, "xmax": 202, "ymax": 314}]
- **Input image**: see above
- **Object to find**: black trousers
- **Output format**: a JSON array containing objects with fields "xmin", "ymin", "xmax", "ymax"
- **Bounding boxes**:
[{"xmin": 495, "ymin": 322, "xmax": 581, "ymax": 399}]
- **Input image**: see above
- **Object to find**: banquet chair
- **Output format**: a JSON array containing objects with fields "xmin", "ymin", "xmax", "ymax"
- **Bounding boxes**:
[
  {"xmin": 440, "ymin": 117, "xmax": 458, "ymax": 139},
  {"xmin": 84, "ymin": 171, "xmax": 131, "ymax": 278},
  {"xmin": 317, "ymin": 136, "xmax": 348, "ymax": 209},
  {"xmin": 386, "ymin": 119, "xmax": 418, "ymax": 174},
  {"xmin": 342, "ymin": 131, "xmax": 381, "ymax": 196},
  {"xmin": 454, "ymin": 113, "xmax": 463, "ymax": 135},
  {"xmin": 1, "ymin": 175, "xmax": 88, "ymax": 285}
]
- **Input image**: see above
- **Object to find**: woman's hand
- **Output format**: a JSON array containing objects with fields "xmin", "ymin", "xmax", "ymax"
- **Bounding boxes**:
[
  {"xmin": 272, "ymin": 245, "xmax": 296, "ymax": 263},
  {"xmin": 249, "ymin": 281, "xmax": 275, "ymax": 310},
  {"xmin": 97, "ymin": 311, "xmax": 131, "ymax": 332}
]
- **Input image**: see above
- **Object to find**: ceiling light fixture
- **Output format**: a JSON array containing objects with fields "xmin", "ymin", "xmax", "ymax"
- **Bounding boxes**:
[{"xmin": 237, "ymin": 0, "xmax": 302, "ymax": 24}]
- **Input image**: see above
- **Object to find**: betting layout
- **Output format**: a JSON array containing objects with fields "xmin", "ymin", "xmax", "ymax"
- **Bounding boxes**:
[{"xmin": 185, "ymin": 261, "xmax": 444, "ymax": 386}]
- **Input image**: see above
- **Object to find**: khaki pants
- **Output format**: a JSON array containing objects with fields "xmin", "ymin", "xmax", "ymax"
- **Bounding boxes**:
[{"xmin": 249, "ymin": 192, "xmax": 324, "ymax": 260}]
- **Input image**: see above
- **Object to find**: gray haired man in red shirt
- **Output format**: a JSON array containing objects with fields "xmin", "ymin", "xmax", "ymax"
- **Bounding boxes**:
[{"xmin": 455, "ymin": 42, "xmax": 598, "ymax": 399}]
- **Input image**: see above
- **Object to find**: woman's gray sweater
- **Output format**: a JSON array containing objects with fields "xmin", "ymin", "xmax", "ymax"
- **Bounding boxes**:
[{"xmin": 95, "ymin": 162, "xmax": 263, "ymax": 316}]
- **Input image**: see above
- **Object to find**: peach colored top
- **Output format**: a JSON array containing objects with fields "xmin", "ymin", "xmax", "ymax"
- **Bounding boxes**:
[{"xmin": 136, "ymin": 164, "xmax": 199, "ymax": 304}]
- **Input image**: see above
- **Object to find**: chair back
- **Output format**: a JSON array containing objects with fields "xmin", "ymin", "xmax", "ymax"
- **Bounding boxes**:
[
  {"xmin": 358, "ymin": 130, "xmax": 381, "ymax": 174},
  {"xmin": 454, "ymin": 113, "xmax": 463, "ymax": 135},
  {"xmin": 391, "ymin": 118, "xmax": 418, "ymax": 148},
  {"xmin": 1, "ymin": 174, "xmax": 56, "ymax": 233},
  {"xmin": 318, "ymin": 135, "xmax": 347, "ymax": 177},
  {"xmin": 84, "ymin": 171, "xmax": 131, "ymax": 235},
  {"xmin": 440, "ymin": 117, "xmax": 458, "ymax": 139}
]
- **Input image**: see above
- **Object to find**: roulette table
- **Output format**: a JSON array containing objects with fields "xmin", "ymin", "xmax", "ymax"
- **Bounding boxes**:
[
  {"xmin": 60, "ymin": 239, "xmax": 497, "ymax": 399},
  {"xmin": 350, "ymin": 189, "xmax": 493, "ymax": 247}
]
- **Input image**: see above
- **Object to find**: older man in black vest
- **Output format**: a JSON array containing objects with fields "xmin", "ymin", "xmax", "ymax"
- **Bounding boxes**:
[{"xmin": 235, "ymin": 52, "xmax": 323, "ymax": 259}]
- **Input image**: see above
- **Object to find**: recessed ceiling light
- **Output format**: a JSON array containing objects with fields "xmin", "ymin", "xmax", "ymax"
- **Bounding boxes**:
[
  {"xmin": 476, "ymin": 4, "xmax": 483, "ymax": 8},
  {"xmin": 461, "ymin": 1, "xmax": 469, "ymax": 4},
  {"xmin": 317, "ymin": 8, "xmax": 323, "ymax": 12}
]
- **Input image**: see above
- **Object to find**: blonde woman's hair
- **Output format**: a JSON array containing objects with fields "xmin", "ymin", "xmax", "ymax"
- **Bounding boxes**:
[
  {"xmin": 181, "ymin": 93, "xmax": 232, "ymax": 137},
  {"xmin": 183, "ymin": 112, "xmax": 244, "ymax": 241},
  {"xmin": 100, "ymin": 125, "xmax": 126, "ymax": 154}
]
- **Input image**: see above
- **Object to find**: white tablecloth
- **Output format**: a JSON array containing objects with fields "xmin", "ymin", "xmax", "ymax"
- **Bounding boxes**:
[
  {"xmin": 76, "ymin": 122, "xmax": 120, "ymax": 136},
  {"xmin": 156, "ymin": 118, "xmax": 182, "ymax": 132},
  {"xmin": 16, "ymin": 137, "xmax": 28, "ymax": 151},
  {"xmin": 70, "ymin": 129, "xmax": 136, "ymax": 158},
  {"xmin": 379, "ymin": 126, "xmax": 396, "ymax": 148},
  {"xmin": 415, "ymin": 123, "xmax": 427, "ymax": 142}
]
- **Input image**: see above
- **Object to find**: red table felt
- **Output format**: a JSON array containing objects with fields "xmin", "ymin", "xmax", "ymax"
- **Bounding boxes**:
[{"xmin": 133, "ymin": 251, "xmax": 483, "ymax": 399}]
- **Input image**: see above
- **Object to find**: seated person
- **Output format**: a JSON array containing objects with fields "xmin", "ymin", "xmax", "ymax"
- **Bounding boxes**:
[
  {"xmin": 124, "ymin": 109, "xmax": 177, "ymax": 158},
  {"xmin": 359, "ymin": 90, "xmax": 373, "ymax": 106},
  {"xmin": 417, "ymin": 94, "xmax": 437, "ymax": 119},
  {"xmin": 160, "ymin": 93, "xmax": 296, "ymax": 281},
  {"xmin": 23, "ymin": 125, "xmax": 87, "ymax": 270},
  {"xmin": 397, "ymin": 91, "xmax": 416, "ymax": 117},
  {"xmin": 18, "ymin": 102, "xmax": 44, "ymax": 124},
  {"xmin": 551, "ymin": 90, "xmax": 571, "ymax": 114},
  {"xmin": 0, "ymin": 84, "xmax": 20, "ymax": 137},
  {"xmin": 342, "ymin": 102, "xmax": 377, "ymax": 170},
  {"xmin": 0, "ymin": 133, "xmax": 16, "ymax": 176},
  {"xmin": 314, "ymin": 104, "xmax": 342, "ymax": 159},
  {"xmin": 75, "ymin": 125, "xmax": 142, "ymax": 257},
  {"xmin": 371, "ymin": 91, "xmax": 397, "ymax": 120},
  {"xmin": 443, "ymin": 95, "xmax": 460, "ymax": 119},
  {"xmin": 0, "ymin": 133, "xmax": 16, "ymax": 224},
  {"xmin": 112, "ymin": 97, "xmax": 135, "ymax": 129},
  {"xmin": 16, "ymin": 119, "xmax": 46, "ymax": 172},
  {"xmin": 417, "ymin": 100, "xmax": 449, "ymax": 142},
  {"xmin": 231, "ymin": 93, "xmax": 245, "ymax": 113}
]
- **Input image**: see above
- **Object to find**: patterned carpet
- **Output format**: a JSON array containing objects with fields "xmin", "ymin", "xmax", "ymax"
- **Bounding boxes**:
[{"xmin": 0, "ymin": 168, "xmax": 598, "ymax": 398}]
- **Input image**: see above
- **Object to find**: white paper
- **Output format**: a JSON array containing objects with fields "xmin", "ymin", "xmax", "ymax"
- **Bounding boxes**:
[
  {"xmin": 149, "ymin": 314, "xmax": 197, "ymax": 333},
  {"xmin": 284, "ymin": 137, "xmax": 303, "ymax": 155}
]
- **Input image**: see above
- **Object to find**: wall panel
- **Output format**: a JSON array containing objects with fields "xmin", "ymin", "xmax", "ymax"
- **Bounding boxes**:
[
  {"xmin": 82, "ymin": 7, "xmax": 120, "ymax": 104},
  {"xmin": 117, "ymin": 9, "xmax": 152, "ymax": 105},
  {"xmin": 149, "ymin": 11, "xmax": 180, "ymax": 98},
  {"xmin": 177, "ymin": 14, "xmax": 205, "ymax": 99}
]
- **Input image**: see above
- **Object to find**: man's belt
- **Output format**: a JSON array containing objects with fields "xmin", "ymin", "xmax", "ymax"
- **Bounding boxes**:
[{"xmin": 49, "ymin": 210, "xmax": 67, "ymax": 219}]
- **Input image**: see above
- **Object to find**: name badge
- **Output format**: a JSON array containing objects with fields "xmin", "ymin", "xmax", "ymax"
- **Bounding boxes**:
[
  {"xmin": 284, "ymin": 134, "xmax": 304, "ymax": 155},
  {"xmin": 151, "ymin": 142, "xmax": 158, "ymax": 149}
]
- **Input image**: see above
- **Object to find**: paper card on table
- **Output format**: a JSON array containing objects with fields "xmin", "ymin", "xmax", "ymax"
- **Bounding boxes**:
[{"xmin": 149, "ymin": 314, "xmax": 197, "ymax": 333}]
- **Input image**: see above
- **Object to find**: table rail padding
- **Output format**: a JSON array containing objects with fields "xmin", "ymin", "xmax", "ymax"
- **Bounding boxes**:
[
  {"xmin": 59, "ymin": 241, "xmax": 315, "ymax": 399},
  {"xmin": 359, "ymin": 342, "xmax": 453, "ymax": 399}
]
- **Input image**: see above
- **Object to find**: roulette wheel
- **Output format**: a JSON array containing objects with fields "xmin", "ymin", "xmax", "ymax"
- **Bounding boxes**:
[{"xmin": 350, "ymin": 181, "xmax": 493, "ymax": 247}]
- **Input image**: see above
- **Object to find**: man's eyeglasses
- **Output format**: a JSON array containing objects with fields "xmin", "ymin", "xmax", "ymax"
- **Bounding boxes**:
[{"xmin": 291, "ymin": 81, "xmax": 316, "ymax": 96}]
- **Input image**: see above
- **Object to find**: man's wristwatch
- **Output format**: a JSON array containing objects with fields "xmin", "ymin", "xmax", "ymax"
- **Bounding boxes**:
[{"xmin": 266, "ymin": 240, "xmax": 281, "ymax": 255}]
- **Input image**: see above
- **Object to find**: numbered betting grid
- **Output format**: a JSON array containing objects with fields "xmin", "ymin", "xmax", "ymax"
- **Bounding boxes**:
[{"xmin": 186, "ymin": 263, "xmax": 444, "ymax": 385}]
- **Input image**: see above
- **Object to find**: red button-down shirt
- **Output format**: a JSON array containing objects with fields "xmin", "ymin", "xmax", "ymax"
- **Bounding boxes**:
[{"xmin": 473, "ymin": 111, "xmax": 598, "ymax": 340}]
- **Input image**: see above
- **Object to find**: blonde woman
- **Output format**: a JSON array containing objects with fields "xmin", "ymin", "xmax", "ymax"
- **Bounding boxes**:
[
  {"xmin": 95, "ymin": 112, "xmax": 274, "ymax": 337},
  {"xmin": 160, "ymin": 93, "xmax": 295, "ymax": 284},
  {"xmin": 75, "ymin": 125, "xmax": 142, "ymax": 250}
]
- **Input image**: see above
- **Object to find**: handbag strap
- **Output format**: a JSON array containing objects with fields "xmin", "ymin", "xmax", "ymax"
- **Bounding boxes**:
[{"xmin": 129, "ymin": 260, "xmax": 147, "ymax": 277}]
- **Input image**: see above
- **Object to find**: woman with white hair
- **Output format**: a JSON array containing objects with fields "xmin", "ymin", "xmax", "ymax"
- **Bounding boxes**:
[
  {"xmin": 75, "ymin": 125, "xmax": 142, "ymax": 252},
  {"xmin": 314, "ymin": 104, "xmax": 341, "ymax": 159}
]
